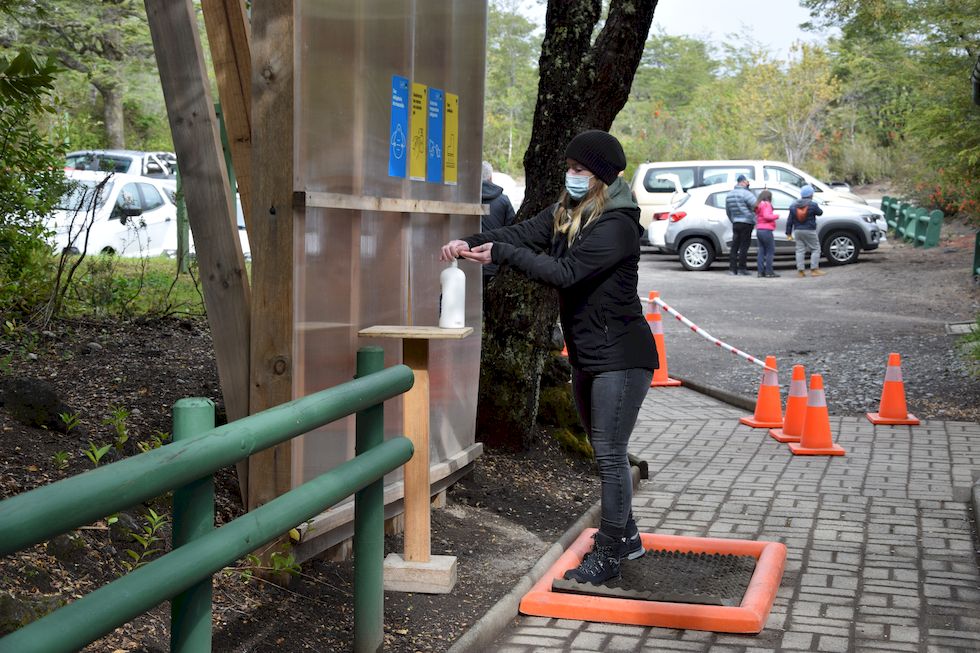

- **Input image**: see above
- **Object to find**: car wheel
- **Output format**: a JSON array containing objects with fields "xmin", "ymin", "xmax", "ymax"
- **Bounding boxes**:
[
  {"xmin": 822, "ymin": 231, "xmax": 859, "ymax": 266},
  {"xmin": 678, "ymin": 237, "xmax": 715, "ymax": 271}
]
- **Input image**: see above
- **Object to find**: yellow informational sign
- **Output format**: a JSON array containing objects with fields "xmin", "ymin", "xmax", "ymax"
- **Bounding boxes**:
[
  {"xmin": 409, "ymin": 82, "xmax": 428, "ymax": 181},
  {"xmin": 443, "ymin": 93, "xmax": 459, "ymax": 186}
]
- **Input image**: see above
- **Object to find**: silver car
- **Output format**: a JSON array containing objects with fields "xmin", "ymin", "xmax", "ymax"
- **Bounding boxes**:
[{"xmin": 663, "ymin": 182, "xmax": 882, "ymax": 271}]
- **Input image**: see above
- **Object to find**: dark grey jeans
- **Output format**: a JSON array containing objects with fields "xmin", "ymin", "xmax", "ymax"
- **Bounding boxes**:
[{"xmin": 571, "ymin": 366, "xmax": 653, "ymax": 539}]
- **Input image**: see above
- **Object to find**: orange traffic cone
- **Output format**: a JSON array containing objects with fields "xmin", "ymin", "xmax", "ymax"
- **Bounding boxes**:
[
  {"xmin": 770, "ymin": 364, "xmax": 806, "ymax": 443},
  {"xmin": 739, "ymin": 356, "xmax": 783, "ymax": 428},
  {"xmin": 788, "ymin": 374, "xmax": 845, "ymax": 456},
  {"xmin": 866, "ymin": 353, "xmax": 919, "ymax": 425},
  {"xmin": 647, "ymin": 291, "xmax": 681, "ymax": 387}
]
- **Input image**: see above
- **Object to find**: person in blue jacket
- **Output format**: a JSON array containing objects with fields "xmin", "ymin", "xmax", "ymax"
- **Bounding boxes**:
[
  {"xmin": 786, "ymin": 184, "xmax": 825, "ymax": 277},
  {"xmin": 440, "ymin": 130, "xmax": 657, "ymax": 585}
]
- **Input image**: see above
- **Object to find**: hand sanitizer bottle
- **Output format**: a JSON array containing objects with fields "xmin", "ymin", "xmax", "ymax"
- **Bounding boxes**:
[{"xmin": 439, "ymin": 259, "xmax": 466, "ymax": 328}]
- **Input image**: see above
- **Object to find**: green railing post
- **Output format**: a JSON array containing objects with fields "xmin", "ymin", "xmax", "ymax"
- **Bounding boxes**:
[
  {"xmin": 973, "ymin": 231, "xmax": 980, "ymax": 279},
  {"xmin": 170, "ymin": 398, "xmax": 216, "ymax": 653},
  {"xmin": 354, "ymin": 347, "xmax": 386, "ymax": 653}
]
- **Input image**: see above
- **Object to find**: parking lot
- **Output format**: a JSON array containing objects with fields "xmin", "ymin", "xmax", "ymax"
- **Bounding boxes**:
[{"xmin": 636, "ymin": 233, "xmax": 980, "ymax": 423}]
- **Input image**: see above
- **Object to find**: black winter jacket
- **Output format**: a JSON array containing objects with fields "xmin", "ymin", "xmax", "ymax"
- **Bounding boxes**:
[
  {"xmin": 464, "ymin": 178, "xmax": 658, "ymax": 373},
  {"xmin": 480, "ymin": 180, "xmax": 517, "ymax": 278}
]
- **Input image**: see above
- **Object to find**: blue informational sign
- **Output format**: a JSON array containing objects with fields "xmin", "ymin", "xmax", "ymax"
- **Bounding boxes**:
[
  {"xmin": 389, "ymin": 75, "xmax": 409, "ymax": 178},
  {"xmin": 426, "ymin": 88, "xmax": 444, "ymax": 184}
]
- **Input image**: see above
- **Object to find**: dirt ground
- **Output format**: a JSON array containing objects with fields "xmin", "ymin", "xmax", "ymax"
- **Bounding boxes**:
[{"xmin": 0, "ymin": 317, "xmax": 599, "ymax": 652}]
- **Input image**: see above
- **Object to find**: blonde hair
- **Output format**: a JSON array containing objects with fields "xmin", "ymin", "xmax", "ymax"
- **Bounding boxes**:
[{"xmin": 553, "ymin": 181, "xmax": 609, "ymax": 245}]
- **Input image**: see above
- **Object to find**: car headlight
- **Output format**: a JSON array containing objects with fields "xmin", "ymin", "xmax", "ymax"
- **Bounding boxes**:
[{"xmin": 861, "ymin": 215, "xmax": 877, "ymax": 223}]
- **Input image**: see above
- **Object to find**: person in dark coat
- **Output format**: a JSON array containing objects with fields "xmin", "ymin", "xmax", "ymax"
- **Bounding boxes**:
[
  {"xmin": 441, "ymin": 131, "xmax": 657, "ymax": 585},
  {"xmin": 480, "ymin": 161, "xmax": 516, "ymax": 280}
]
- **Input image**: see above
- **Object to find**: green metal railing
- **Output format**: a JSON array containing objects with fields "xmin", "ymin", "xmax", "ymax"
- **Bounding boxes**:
[
  {"xmin": 881, "ymin": 195, "xmax": 945, "ymax": 249},
  {"xmin": 0, "ymin": 347, "xmax": 413, "ymax": 653},
  {"xmin": 973, "ymin": 231, "xmax": 980, "ymax": 280}
]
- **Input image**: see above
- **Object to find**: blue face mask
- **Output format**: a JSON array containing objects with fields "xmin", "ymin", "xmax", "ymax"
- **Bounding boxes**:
[{"xmin": 565, "ymin": 173, "xmax": 592, "ymax": 199}]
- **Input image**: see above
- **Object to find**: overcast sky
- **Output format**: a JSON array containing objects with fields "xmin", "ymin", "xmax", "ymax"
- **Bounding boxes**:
[
  {"xmin": 651, "ymin": 0, "xmax": 825, "ymax": 58},
  {"xmin": 516, "ymin": 1, "xmax": 828, "ymax": 60}
]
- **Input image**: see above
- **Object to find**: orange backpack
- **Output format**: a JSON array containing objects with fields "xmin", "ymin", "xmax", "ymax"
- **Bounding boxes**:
[{"xmin": 794, "ymin": 204, "xmax": 809, "ymax": 223}]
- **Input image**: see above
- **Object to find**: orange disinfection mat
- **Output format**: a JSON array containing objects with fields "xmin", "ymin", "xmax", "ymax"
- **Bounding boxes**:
[{"xmin": 519, "ymin": 528, "xmax": 787, "ymax": 634}]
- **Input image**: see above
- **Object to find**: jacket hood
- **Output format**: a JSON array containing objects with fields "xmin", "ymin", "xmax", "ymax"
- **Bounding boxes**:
[
  {"xmin": 481, "ymin": 180, "xmax": 503, "ymax": 201},
  {"xmin": 604, "ymin": 177, "xmax": 637, "ymax": 213},
  {"xmin": 603, "ymin": 177, "xmax": 642, "ymax": 234}
]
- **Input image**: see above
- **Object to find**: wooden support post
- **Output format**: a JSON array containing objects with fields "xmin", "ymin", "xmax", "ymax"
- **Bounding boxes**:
[
  {"xmin": 248, "ymin": 0, "xmax": 294, "ymax": 509},
  {"xmin": 200, "ymin": 0, "xmax": 252, "ymax": 231},
  {"xmin": 401, "ymin": 338, "xmax": 431, "ymax": 562},
  {"xmin": 358, "ymin": 325, "xmax": 471, "ymax": 593},
  {"xmin": 144, "ymin": 0, "xmax": 251, "ymax": 434}
]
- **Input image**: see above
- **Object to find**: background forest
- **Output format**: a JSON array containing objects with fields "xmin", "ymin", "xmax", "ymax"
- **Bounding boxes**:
[{"xmin": 486, "ymin": 0, "xmax": 980, "ymax": 219}]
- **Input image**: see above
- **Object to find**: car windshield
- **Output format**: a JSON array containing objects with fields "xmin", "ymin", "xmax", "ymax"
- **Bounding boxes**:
[{"xmin": 56, "ymin": 179, "xmax": 114, "ymax": 212}]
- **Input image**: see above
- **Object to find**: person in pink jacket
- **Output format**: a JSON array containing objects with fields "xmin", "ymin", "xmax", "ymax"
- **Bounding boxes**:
[{"xmin": 754, "ymin": 190, "xmax": 779, "ymax": 277}]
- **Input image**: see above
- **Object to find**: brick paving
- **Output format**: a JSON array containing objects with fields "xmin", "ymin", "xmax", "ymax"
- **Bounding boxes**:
[{"xmin": 490, "ymin": 386, "xmax": 980, "ymax": 652}]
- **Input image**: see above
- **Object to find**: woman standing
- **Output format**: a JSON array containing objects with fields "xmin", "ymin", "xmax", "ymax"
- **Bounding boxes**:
[
  {"xmin": 439, "ymin": 130, "xmax": 657, "ymax": 585},
  {"xmin": 754, "ymin": 189, "xmax": 779, "ymax": 277}
]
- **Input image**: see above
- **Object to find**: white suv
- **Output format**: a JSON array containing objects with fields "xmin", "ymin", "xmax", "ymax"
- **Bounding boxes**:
[
  {"xmin": 66, "ymin": 150, "xmax": 176, "ymax": 179},
  {"xmin": 631, "ymin": 159, "xmax": 875, "ymax": 230}
]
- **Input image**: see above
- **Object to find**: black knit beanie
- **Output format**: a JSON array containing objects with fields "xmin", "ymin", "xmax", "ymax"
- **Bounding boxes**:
[{"xmin": 564, "ymin": 130, "xmax": 627, "ymax": 185}]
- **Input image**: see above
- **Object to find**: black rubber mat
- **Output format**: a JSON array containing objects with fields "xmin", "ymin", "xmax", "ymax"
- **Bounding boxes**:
[{"xmin": 553, "ymin": 549, "xmax": 757, "ymax": 606}]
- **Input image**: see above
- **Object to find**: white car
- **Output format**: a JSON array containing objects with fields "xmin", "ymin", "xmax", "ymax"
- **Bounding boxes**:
[
  {"xmin": 662, "ymin": 181, "xmax": 882, "ymax": 271},
  {"xmin": 490, "ymin": 171, "xmax": 524, "ymax": 214},
  {"xmin": 48, "ymin": 170, "xmax": 180, "ymax": 257},
  {"xmin": 66, "ymin": 150, "xmax": 176, "ymax": 178},
  {"xmin": 165, "ymin": 191, "xmax": 251, "ymax": 261},
  {"xmin": 644, "ymin": 173, "xmax": 684, "ymax": 251},
  {"xmin": 631, "ymin": 159, "xmax": 879, "ymax": 230}
]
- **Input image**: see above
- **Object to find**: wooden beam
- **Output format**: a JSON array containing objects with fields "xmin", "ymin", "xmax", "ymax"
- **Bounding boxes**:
[
  {"xmin": 295, "ymin": 191, "xmax": 488, "ymax": 216},
  {"xmin": 248, "ymin": 0, "xmax": 294, "ymax": 509},
  {"xmin": 144, "ymin": 0, "xmax": 251, "ymax": 435},
  {"xmin": 200, "ymin": 0, "xmax": 253, "ymax": 232}
]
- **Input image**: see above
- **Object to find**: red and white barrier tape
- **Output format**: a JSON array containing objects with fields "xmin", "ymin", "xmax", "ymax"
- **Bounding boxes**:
[{"xmin": 650, "ymin": 296, "xmax": 776, "ymax": 372}]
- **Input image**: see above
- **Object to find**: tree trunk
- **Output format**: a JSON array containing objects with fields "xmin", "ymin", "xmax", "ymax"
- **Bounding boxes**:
[
  {"xmin": 476, "ymin": 0, "xmax": 657, "ymax": 450},
  {"xmin": 99, "ymin": 82, "xmax": 126, "ymax": 149}
]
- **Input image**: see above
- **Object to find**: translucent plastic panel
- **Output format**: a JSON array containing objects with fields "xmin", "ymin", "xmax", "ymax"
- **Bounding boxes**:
[{"xmin": 293, "ymin": 1, "xmax": 486, "ymax": 486}]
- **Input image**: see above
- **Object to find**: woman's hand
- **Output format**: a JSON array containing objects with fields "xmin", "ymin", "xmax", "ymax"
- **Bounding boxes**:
[
  {"xmin": 440, "ymin": 240, "xmax": 470, "ymax": 262},
  {"xmin": 459, "ymin": 242, "xmax": 492, "ymax": 265}
]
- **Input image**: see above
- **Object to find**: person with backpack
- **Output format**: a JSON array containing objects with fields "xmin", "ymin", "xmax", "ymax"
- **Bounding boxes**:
[
  {"xmin": 786, "ymin": 184, "xmax": 825, "ymax": 277},
  {"xmin": 754, "ymin": 189, "xmax": 779, "ymax": 277},
  {"xmin": 724, "ymin": 174, "xmax": 756, "ymax": 275}
]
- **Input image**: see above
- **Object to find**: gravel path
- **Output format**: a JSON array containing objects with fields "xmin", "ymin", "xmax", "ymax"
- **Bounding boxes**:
[{"xmin": 638, "ymin": 224, "xmax": 980, "ymax": 423}]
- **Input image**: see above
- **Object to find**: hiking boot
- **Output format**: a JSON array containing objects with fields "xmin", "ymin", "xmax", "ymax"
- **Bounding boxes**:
[
  {"xmin": 810, "ymin": 269, "xmax": 826, "ymax": 277},
  {"xmin": 728, "ymin": 269, "xmax": 739, "ymax": 276},
  {"xmin": 757, "ymin": 272, "xmax": 766, "ymax": 278},
  {"xmin": 766, "ymin": 272, "xmax": 781, "ymax": 278},
  {"xmin": 797, "ymin": 270, "xmax": 806, "ymax": 278},
  {"xmin": 618, "ymin": 521, "xmax": 646, "ymax": 561},
  {"xmin": 563, "ymin": 532, "xmax": 620, "ymax": 585}
]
